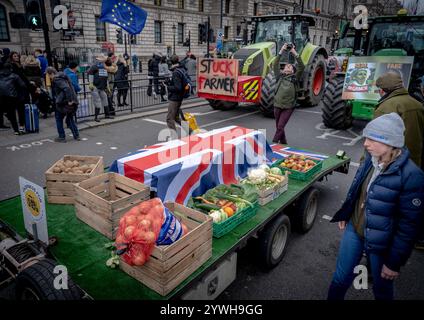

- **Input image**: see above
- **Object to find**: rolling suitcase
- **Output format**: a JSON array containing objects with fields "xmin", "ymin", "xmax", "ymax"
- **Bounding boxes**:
[{"xmin": 25, "ymin": 103, "xmax": 39, "ymax": 133}]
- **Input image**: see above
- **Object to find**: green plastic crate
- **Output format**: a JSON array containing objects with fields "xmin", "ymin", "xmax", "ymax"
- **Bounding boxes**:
[
  {"xmin": 212, "ymin": 201, "xmax": 259, "ymax": 238},
  {"xmin": 272, "ymin": 158, "xmax": 323, "ymax": 181}
]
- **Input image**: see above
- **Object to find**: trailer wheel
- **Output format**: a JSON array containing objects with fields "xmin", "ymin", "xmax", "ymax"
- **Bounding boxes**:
[
  {"xmin": 16, "ymin": 259, "xmax": 83, "ymax": 300},
  {"xmin": 207, "ymin": 99, "xmax": 238, "ymax": 111},
  {"xmin": 258, "ymin": 214, "xmax": 291, "ymax": 269},
  {"xmin": 259, "ymin": 72, "xmax": 276, "ymax": 118},
  {"xmin": 292, "ymin": 187, "xmax": 319, "ymax": 234},
  {"xmin": 322, "ymin": 77, "xmax": 353, "ymax": 129}
]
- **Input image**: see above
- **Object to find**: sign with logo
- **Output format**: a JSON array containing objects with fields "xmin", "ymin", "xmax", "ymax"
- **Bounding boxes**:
[
  {"xmin": 19, "ymin": 177, "xmax": 48, "ymax": 245},
  {"xmin": 342, "ymin": 56, "xmax": 414, "ymax": 101}
]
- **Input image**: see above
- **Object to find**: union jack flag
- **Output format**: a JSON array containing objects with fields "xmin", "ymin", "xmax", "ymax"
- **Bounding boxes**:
[
  {"xmin": 110, "ymin": 126, "xmax": 273, "ymax": 205},
  {"xmin": 271, "ymin": 145, "xmax": 329, "ymax": 161}
]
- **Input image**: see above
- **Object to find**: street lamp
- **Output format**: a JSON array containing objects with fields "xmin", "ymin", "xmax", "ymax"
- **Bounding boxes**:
[{"xmin": 172, "ymin": 24, "xmax": 176, "ymax": 55}]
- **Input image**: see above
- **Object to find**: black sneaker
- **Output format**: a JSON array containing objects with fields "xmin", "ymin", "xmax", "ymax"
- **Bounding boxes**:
[
  {"xmin": 94, "ymin": 118, "xmax": 101, "ymax": 122},
  {"xmin": 105, "ymin": 115, "xmax": 114, "ymax": 119},
  {"xmin": 415, "ymin": 240, "xmax": 424, "ymax": 250},
  {"xmin": 0, "ymin": 125, "xmax": 10, "ymax": 129},
  {"xmin": 54, "ymin": 137, "xmax": 66, "ymax": 143},
  {"xmin": 74, "ymin": 136, "xmax": 81, "ymax": 141}
]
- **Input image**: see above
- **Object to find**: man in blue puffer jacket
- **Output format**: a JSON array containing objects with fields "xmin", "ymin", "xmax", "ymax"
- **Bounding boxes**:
[{"xmin": 328, "ymin": 113, "xmax": 424, "ymax": 300}]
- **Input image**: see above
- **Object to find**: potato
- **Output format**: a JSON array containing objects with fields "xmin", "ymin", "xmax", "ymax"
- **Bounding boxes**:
[
  {"xmin": 72, "ymin": 160, "xmax": 79, "ymax": 167},
  {"xmin": 64, "ymin": 167, "xmax": 72, "ymax": 173},
  {"xmin": 80, "ymin": 164, "xmax": 88, "ymax": 172},
  {"xmin": 53, "ymin": 167, "xmax": 61, "ymax": 173},
  {"xmin": 74, "ymin": 170, "xmax": 84, "ymax": 174},
  {"xmin": 64, "ymin": 160, "xmax": 73, "ymax": 168}
]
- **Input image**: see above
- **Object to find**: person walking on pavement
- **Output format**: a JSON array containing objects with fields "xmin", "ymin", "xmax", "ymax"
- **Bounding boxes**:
[
  {"xmin": 64, "ymin": 62, "xmax": 81, "ymax": 94},
  {"xmin": 23, "ymin": 55, "xmax": 42, "ymax": 88},
  {"xmin": 166, "ymin": 55, "xmax": 189, "ymax": 136},
  {"xmin": 158, "ymin": 56, "xmax": 171, "ymax": 102},
  {"xmin": 151, "ymin": 52, "xmax": 161, "ymax": 99},
  {"xmin": 272, "ymin": 43, "xmax": 305, "ymax": 144},
  {"xmin": 0, "ymin": 62, "xmax": 27, "ymax": 135},
  {"xmin": 327, "ymin": 113, "xmax": 424, "ymax": 300},
  {"xmin": 8, "ymin": 51, "xmax": 30, "ymax": 134},
  {"xmin": 34, "ymin": 49, "xmax": 48, "ymax": 86},
  {"xmin": 374, "ymin": 71, "xmax": 424, "ymax": 170},
  {"xmin": 185, "ymin": 54, "xmax": 197, "ymax": 94},
  {"xmin": 147, "ymin": 54, "xmax": 154, "ymax": 97},
  {"xmin": 115, "ymin": 56, "xmax": 130, "ymax": 107},
  {"xmin": 46, "ymin": 67, "xmax": 80, "ymax": 142},
  {"xmin": 105, "ymin": 53, "xmax": 118, "ymax": 115},
  {"xmin": 132, "ymin": 54, "xmax": 139, "ymax": 73},
  {"xmin": 87, "ymin": 54, "xmax": 114, "ymax": 122}
]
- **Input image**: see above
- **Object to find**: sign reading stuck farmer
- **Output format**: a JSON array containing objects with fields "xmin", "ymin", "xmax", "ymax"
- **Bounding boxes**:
[{"xmin": 197, "ymin": 58, "xmax": 239, "ymax": 97}]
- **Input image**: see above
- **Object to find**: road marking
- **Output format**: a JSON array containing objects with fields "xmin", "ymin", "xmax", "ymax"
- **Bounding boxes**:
[
  {"xmin": 5, "ymin": 139, "xmax": 54, "ymax": 152},
  {"xmin": 82, "ymin": 138, "xmax": 88, "ymax": 141},
  {"xmin": 296, "ymin": 109, "xmax": 322, "ymax": 115},
  {"xmin": 315, "ymin": 122, "xmax": 363, "ymax": 146},
  {"xmin": 143, "ymin": 111, "xmax": 260, "ymax": 129},
  {"xmin": 96, "ymin": 142, "xmax": 103, "ymax": 145},
  {"xmin": 143, "ymin": 118, "xmax": 168, "ymax": 125},
  {"xmin": 350, "ymin": 162, "xmax": 360, "ymax": 167},
  {"xmin": 110, "ymin": 147, "xmax": 118, "ymax": 150},
  {"xmin": 203, "ymin": 112, "xmax": 260, "ymax": 128},
  {"xmin": 322, "ymin": 215, "xmax": 333, "ymax": 221},
  {"xmin": 191, "ymin": 110, "xmax": 221, "ymax": 116}
]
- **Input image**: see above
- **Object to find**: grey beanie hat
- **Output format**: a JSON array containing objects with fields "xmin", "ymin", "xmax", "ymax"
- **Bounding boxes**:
[{"xmin": 362, "ymin": 113, "xmax": 405, "ymax": 148}]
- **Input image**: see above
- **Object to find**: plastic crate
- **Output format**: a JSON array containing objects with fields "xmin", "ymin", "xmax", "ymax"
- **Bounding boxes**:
[
  {"xmin": 272, "ymin": 158, "xmax": 323, "ymax": 181},
  {"xmin": 212, "ymin": 201, "xmax": 259, "ymax": 238}
]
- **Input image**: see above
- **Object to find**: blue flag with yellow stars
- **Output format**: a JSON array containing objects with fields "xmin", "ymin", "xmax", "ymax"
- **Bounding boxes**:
[{"xmin": 100, "ymin": 0, "xmax": 147, "ymax": 35}]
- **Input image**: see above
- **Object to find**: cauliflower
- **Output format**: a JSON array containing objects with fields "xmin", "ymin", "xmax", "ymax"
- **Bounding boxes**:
[{"xmin": 248, "ymin": 168, "xmax": 267, "ymax": 184}]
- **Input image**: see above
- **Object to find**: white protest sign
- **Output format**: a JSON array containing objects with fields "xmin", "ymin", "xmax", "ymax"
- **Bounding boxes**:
[{"xmin": 19, "ymin": 177, "xmax": 49, "ymax": 245}]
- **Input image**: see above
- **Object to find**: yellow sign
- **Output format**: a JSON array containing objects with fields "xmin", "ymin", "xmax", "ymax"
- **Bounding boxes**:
[
  {"xmin": 243, "ymin": 79, "xmax": 259, "ymax": 101},
  {"xmin": 25, "ymin": 189, "xmax": 41, "ymax": 218}
]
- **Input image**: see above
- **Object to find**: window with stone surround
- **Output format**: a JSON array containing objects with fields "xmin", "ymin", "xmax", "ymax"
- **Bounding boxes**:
[
  {"xmin": 253, "ymin": 2, "xmax": 258, "ymax": 16},
  {"xmin": 178, "ymin": 0, "xmax": 184, "ymax": 9},
  {"xmin": 154, "ymin": 0, "xmax": 161, "ymax": 6},
  {"xmin": 0, "ymin": 4, "xmax": 9, "ymax": 42},
  {"xmin": 178, "ymin": 23, "xmax": 184, "ymax": 44},
  {"xmin": 199, "ymin": 0, "xmax": 204, "ymax": 12},
  {"xmin": 95, "ymin": 16, "xmax": 107, "ymax": 42},
  {"xmin": 225, "ymin": 0, "xmax": 231, "ymax": 14},
  {"xmin": 224, "ymin": 26, "xmax": 230, "ymax": 40},
  {"xmin": 130, "ymin": 34, "xmax": 137, "ymax": 45},
  {"xmin": 154, "ymin": 21, "xmax": 162, "ymax": 43}
]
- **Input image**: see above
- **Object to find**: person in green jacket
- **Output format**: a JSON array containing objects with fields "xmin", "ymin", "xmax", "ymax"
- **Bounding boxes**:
[
  {"xmin": 374, "ymin": 71, "xmax": 424, "ymax": 170},
  {"xmin": 272, "ymin": 43, "xmax": 305, "ymax": 144}
]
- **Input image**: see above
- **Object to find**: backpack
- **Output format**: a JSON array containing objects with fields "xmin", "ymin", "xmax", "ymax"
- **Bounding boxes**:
[{"xmin": 175, "ymin": 68, "xmax": 192, "ymax": 99}]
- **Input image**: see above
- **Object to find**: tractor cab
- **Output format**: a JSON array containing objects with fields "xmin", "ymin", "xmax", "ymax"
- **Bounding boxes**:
[{"xmin": 252, "ymin": 14, "xmax": 315, "ymax": 55}]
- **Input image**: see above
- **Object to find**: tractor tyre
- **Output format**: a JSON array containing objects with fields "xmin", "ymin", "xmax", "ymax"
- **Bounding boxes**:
[
  {"xmin": 207, "ymin": 99, "xmax": 237, "ymax": 111},
  {"xmin": 301, "ymin": 54, "xmax": 327, "ymax": 107},
  {"xmin": 322, "ymin": 77, "xmax": 353, "ymax": 130},
  {"xmin": 259, "ymin": 71, "xmax": 276, "ymax": 118}
]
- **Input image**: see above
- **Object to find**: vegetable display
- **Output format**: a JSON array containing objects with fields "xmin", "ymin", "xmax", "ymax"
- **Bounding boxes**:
[
  {"xmin": 279, "ymin": 154, "xmax": 317, "ymax": 172},
  {"xmin": 241, "ymin": 166, "xmax": 286, "ymax": 193},
  {"xmin": 51, "ymin": 160, "xmax": 96, "ymax": 174},
  {"xmin": 188, "ymin": 184, "xmax": 258, "ymax": 224},
  {"xmin": 115, "ymin": 198, "xmax": 188, "ymax": 266}
]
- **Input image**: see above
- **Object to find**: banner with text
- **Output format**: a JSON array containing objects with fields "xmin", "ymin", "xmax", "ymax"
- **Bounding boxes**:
[{"xmin": 197, "ymin": 58, "xmax": 239, "ymax": 97}]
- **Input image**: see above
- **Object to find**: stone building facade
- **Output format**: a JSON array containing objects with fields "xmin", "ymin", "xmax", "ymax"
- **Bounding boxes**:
[{"xmin": 0, "ymin": 0, "xmax": 348, "ymax": 68}]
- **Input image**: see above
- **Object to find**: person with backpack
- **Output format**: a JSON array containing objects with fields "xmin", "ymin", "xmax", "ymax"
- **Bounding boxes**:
[
  {"xmin": 46, "ymin": 67, "xmax": 80, "ymax": 142},
  {"xmin": 272, "ymin": 43, "xmax": 305, "ymax": 145},
  {"xmin": 165, "ymin": 55, "xmax": 191, "ymax": 135}
]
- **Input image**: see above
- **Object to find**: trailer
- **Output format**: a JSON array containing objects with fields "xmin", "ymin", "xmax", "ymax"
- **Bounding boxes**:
[{"xmin": 0, "ymin": 143, "xmax": 350, "ymax": 300}]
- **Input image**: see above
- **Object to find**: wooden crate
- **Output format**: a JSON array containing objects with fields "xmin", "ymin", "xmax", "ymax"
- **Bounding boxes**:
[
  {"xmin": 45, "ymin": 155, "xmax": 104, "ymax": 204},
  {"xmin": 120, "ymin": 202, "xmax": 213, "ymax": 296},
  {"xmin": 74, "ymin": 172, "xmax": 150, "ymax": 239}
]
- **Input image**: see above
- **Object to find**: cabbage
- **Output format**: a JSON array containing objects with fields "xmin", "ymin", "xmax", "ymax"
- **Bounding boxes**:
[{"xmin": 270, "ymin": 167, "xmax": 282, "ymax": 175}]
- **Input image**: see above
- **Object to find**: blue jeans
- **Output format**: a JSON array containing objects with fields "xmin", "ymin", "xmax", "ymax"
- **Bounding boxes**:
[
  {"xmin": 55, "ymin": 111, "xmax": 79, "ymax": 139},
  {"xmin": 328, "ymin": 222, "xmax": 394, "ymax": 300}
]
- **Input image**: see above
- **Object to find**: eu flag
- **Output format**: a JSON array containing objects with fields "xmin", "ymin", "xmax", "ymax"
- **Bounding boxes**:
[{"xmin": 100, "ymin": 0, "xmax": 148, "ymax": 35}]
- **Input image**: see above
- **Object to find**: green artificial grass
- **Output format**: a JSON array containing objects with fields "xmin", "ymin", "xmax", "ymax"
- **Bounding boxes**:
[{"xmin": 0, "ymin": 155, "xmax": 348, "ymax": 300}]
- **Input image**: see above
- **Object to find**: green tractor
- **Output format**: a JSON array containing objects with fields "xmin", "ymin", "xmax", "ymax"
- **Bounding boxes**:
[
  {"xmin": 322, "ymin": 12, "xmax": 424, "ymax": 129},
  {"xmin": 208, "ymin": 14, "xmax": 328, "ymax": 117}
]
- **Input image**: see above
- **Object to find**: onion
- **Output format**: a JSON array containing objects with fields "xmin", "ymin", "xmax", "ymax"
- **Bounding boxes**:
[
  {"xmin": 125, "ymin": 215, "xmax": 137, "ymax": 226},
  {"xmin": 138, "ymin": 219, "xmax": 152, "ymax": 230},
  {"xmin": 132, "ymin": 252, "xmax": 146, "ymax": 266},
  {"xmin": 124, "ymin": 226, "xmax": 136, "ymax": 239},
  {"xmin": 138, "ymin": 201, "xmax": 152, "ymax": 214},
  {"xmin": 127, "ymin": 206, "xmax": 140, "ymax": 216},
  {"xmin": 144, "ymin": 231, "xmax": 156, "ymax": 244}
]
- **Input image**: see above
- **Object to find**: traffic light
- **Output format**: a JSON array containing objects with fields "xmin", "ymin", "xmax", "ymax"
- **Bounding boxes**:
[
  {"xmin": 199, "ymin": 23, "xmax": 207, "ymax": 43},
  {"xmin": 183, "ymin": 37, "xmax": 190, "ymax": 47},
  {"xmin": 25, "ymin": 0, "xmax": 42, "ymax": 30},
  {"xmin": 116, "ymin": 28, "xmax": 123, "ymax": 44}
]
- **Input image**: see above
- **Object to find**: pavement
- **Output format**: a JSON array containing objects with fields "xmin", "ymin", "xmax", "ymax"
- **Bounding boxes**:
[{"xmin": 0, "ymin": 97, "xmax": 206, "ymax": 149}]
